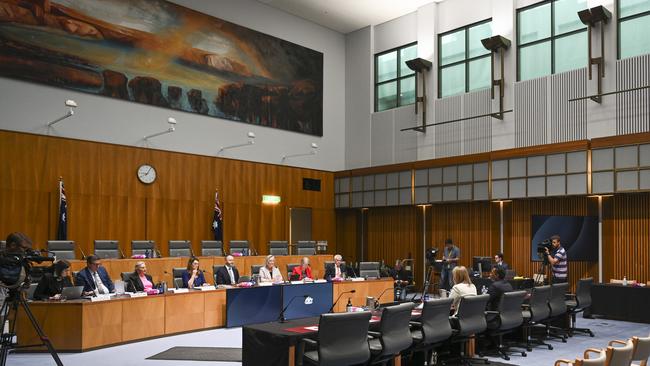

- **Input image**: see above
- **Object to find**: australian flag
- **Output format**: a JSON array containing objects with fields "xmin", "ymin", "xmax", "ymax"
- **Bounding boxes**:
[
  {"xmin": 57, "ymin": 178, "xmax": 67, "ymax": 240},
  {"xmin": 213, "ymin": 190, "xmax": 223, "ymax": 241}
]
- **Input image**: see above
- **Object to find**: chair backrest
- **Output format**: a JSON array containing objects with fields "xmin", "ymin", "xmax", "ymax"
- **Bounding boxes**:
[
  {"xmin": 47, "ymin": 240, "xmax": 76, "ymax": 260},
  {"xmin": 286, "ymin": 263, "xmax": 300, "ymax": 278},
  {"xmin": 0, "ymin": 240, "xmax": 6, "ymax": 250},
  {"xmin": 172, "ymin": 267, "xmax": 185, "ymax": 281},
  {"xmin": 549, "ymin": 282, "xmax": 569, "ymax": 317},
  {"xmin": 168, "ymin": 240, "xmax": 192, "ymax": 257},
  {"xmin": 455, "ymin": 294, "xmax": 490, "ymax": 336},
  {"xmin": 632, "ymin": 334, "xmax": 650, "ymax": 363},
  {"xmin": 26, "ymin": 283, "xmax": 38, "ymax": 300},
  {"xmin": 529, "ymin": 285, "xmax": 552, "ymax": 322},
  {"xmin": 496, "ymin": 290, "xmax": 527, "ymax": 330},
  {"xmin": 580, "ymin": 349, "xmax": 608, "ymax": 366},
  {"xmin": 229, "ymin": 240, "xmax": 249, "ymax": 255},
  {"xmin": 121, "ymin": 272, "xmax": 131, "ymax": 282},
  {"xmin": 174, "ymin": 278, "xmax": 183, "ymax": 288},
  {"xmin": 317, "ymin": 311, "xmax": 372, "ymax": 366},
  {"xmin": 251, "ymin": 265, "xmax": 263, "ymax": 276},
  {"xmin": 420, "ymin": 297, "xmax": 454, "ymax": 345},
  {"xmin": 359, "ymin": 261, "xmax": 381, "ymax": 278},
  {"xmin": 296, "ymin": 240, "xmax": 316, "ymax": 255},
  {"xmin": 94, "ymin": 240, "xmax": 120, "ymax": 259},
  {"xmin": 268, "ymin": 241, "xmax": 289, "ymax": 256},
  {"xmin": 608, "ymin": 340, "xmax": 635, "ymax": 366},
  {"xmin": 575, "ymin": 277, "xmax": 593, "ymax": 308},
  {"xmin": 131, "ymin": 240, "xmax": 155, "ymax": 256},
  {"xmin": 212, "ymin": 265, "xmax": 224, "ymax": 283},
  {"xmin": 238, "ymin": 275, "xmax": 250, "ymax": 283},
  {"xmin": 201, "ymin": 240, "xmax": 223, "ymax": 256},
  {"xmin": 377, "ymin": 302, "xmax": 416, "ymax": 357}
]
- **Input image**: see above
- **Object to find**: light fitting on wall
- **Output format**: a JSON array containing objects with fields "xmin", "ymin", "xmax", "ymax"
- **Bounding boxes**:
[
  {"xmin": 404, "ymin": 57, "xmax": 432, "ymax": 133},
  {"xmin": 47, "ymin": 99, "xmax": 78, "ymax": 127},
  {"xmin": 144, "ymin": 117, "xmax": 176, "ymax": 140},
  {"xmin": 217, "ymin": 132, "xmax": 255, "ymax": 155},
  {"xmin": 577, "ymin": 5, "xmax": 612, "ymax": 103},
  {"xmin": 281, "ymin": 143, "xmax": 318, "ymax": 161}
]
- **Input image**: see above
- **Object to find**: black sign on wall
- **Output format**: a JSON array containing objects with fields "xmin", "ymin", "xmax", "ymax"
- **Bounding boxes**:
[{"xmin": 303, "ymin": 178, "xmax": 321, "ymax": 192}]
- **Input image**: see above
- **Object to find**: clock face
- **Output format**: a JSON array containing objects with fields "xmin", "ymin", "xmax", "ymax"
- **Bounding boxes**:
[{"xmin": 137, "ymin": 164, "xmax": 156, "ymax": 184}]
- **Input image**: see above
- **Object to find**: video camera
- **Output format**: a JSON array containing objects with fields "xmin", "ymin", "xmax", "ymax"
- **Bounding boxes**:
[
  {"xmin": 425, "ymin": 248, "xmax": 439, "ymax": 266},
  {"xmin": 0, "ymin": 249, "xmax": 54, "ymax": 290},
  {"xmin": 537, "ymin": 239, "xmax": 553, "ymax": 262}
]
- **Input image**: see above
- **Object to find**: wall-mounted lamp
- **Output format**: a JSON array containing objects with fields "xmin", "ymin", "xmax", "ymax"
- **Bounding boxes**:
[
  {"xmin": 144, "ymin": 117, "xmax": 176, "ymax": 140},
  {"xmin": 578, "ymin": 5, "xmax": 611, "ymax": 103},
  {"xmin": 47, "ymin": 99, "xmax": 78, "ymax": 127},
  {"xmin": 405, "ymin": 57, "xmax": 433, "ymax": 133},
  {"xmin": 218, "ymin": 131, "xmax": 255, "ymax": 155},
  {"xmin": 281, "ymin": 142, "xmax": 318, "ymax": 161},
  {"xmin": 481, "ymin": 35, "xmax": 511, "ymax": 120}
]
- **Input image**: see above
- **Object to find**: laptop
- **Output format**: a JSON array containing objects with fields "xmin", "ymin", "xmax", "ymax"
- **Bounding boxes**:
[{"xmin": 61, "ymin": 286, "xmax": 84, "ymax": 300}]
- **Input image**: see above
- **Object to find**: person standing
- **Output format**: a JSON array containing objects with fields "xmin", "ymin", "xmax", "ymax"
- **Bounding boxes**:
[
  {"xmin": 545, "ymin": 234, "xmax": 568, "ymax": 284},
  {"xmin": 440, "ymin": 239, "xmax": 460, "ymax": 291}
]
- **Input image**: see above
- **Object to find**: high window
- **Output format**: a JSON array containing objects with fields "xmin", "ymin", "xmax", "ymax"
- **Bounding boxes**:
[
  {"xmin": 375, "ymin": 43, "xmax": 417, "ymax": 112},
  {"xmin": 619, "ymin": 0, "xmax": 650, "ymax": 59}
]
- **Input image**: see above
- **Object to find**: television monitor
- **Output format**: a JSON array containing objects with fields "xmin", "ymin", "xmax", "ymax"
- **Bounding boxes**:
[
  {"xmin": 531, "ymin": 215, "xmax": 598, "ymax": 261},
  {"xmin": 472, "ymin": 256, "xmax": 492, "ymax": 273}
]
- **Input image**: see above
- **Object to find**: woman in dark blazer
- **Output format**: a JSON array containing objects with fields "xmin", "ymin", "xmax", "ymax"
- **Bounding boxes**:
[
  {"xmin": 182, "ymin": 257, "xmax": 207, "ymax": 288},
  {"xmin": 34, "ymin": 260, "xmax": 73, "ymax": 300},
  {"xmin": 126, "ymin": 261, "xmax": 154, "ymax": 292}
]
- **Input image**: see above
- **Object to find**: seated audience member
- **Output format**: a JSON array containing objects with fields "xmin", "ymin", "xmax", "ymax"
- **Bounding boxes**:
[
  {"xmin": 182, "ymin": 257, "xmax": 207, "ymax": 288},
  {"xmin": 76, "ymin": 255, "xmax": 115, "ymax": 295},
  {"xmin": 291, "ymin": 257, "xmax": 313, "ymax": 281},
  {"xmin": 126, "ymin": 261, "xmax": 154, "ymax": 292},
  {"xmin": 259, "ymin": 255, "xmax": 284, "ymax": 283},
  {"xmin": 487, "ymin": 267, "xmax": 513, "ymax": 311},
  {"xmin": 494, "ymin": 252, "xmax": 509, "ymax": 271},
  {"xmin": 324, "ymin": 254, "xmax": 347, "ymax": 280},
  {"xmin": 390, "ymin": 259, "xmax": 412, "ymax": 287},
  {"xmin": 449, "ymin": 266, "xmax": 477, "ymax": 314},
  {"xmin": 34, "ymin": 260, "xmax": 73, "ymax": 300},
  {"xmin": 215, "ymin": 255, "xmax": 240, "ymax": 285}
]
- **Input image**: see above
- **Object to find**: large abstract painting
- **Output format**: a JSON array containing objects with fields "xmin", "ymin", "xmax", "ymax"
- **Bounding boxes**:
[{"xmin": 0, "ymin": 0, "xmax": 324, "ymax": 136}]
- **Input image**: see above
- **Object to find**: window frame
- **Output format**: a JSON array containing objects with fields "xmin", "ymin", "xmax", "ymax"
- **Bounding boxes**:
[
  {"xmin": 437, "ymin": 18, "xmax": 493, "ymax": 99},
  {"xmin": 617, "ymin": 0, "xmax": 650, "ymax": 59},
  {"xmin": 374, "ymin": 42, "xmax": 418, "ymax": 112},
  {"xmin": 516, "ymin": 0, "xmax": 588, "ymax": 81}
]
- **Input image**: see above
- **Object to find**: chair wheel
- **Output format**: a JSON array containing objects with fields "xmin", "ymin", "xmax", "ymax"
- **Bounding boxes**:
[
  {"xmin": 548, "ymin": 345, "xmax": 554, "ymax": 350},
  {"xmin": 504, "ymin": 356, "xmax": 510, "ymax": 361},
  {"xmin": 562, "ymin": 338, "xmax": 567, "ymax": 343},
  {"xmin": 589, "ymin": 332, "xmax": 594, "ymax": 337},
  {"xmin": 522, "ymin": 352, "xmax": 527, "ymax": 357},
  {"xmin": 483, "ymin": 360, "xmax": 489, "ymax": 364}
]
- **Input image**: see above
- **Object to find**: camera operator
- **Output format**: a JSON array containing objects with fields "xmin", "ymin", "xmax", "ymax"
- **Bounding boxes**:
[
  {"xmin": 4, "ymin": 232, "xmax": 32, "ymax": 255},
  {"xmin": 440, "ymin": 238, "xmax": 460, "ymax": 291},
  {"xmin": 544, "ymin": 234, "xmax": 568, "ymax": 284}
]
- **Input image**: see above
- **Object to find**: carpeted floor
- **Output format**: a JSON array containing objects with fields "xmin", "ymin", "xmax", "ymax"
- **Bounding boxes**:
[{"xmin": 147, "ymin": 346, "xmax": 242, "ymax": 362}]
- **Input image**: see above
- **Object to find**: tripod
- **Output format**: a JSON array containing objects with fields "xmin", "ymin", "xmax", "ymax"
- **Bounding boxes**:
[
  {"xmin": 419, "ymin": 265, "xmax": 437, "ymax": 302},
  {"xmin": 0, "ymin": 288, "xmax": 63, "ymax": 366},
  {"xmin": 534, "ymin": 256, "xmax": 551, "ymax": 285}
]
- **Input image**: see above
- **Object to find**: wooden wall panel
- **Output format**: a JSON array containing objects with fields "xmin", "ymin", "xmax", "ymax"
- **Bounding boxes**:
[
  {"xmin": 0, "ymin": 130, "xmax": 334, "ymax": 256},
  {"xmin": 334, "ymin": 209, "xmax": 359, "ymax": 263},
  {"xmin": 603, "ymin": 193, "xmax": 650, "ymax": 283}
]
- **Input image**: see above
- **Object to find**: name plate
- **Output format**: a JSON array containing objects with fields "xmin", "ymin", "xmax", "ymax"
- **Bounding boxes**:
[
  {"xmin": 313, "ymin": 279, "xmax": 327, "ymax": 283},
  {"xmin": 194, "ymin": 285, "xmax": 216, "ymax": 291},
  {"xmin": 257, "ymin": 282, "xmax": 273, "ymax": 287},
  {"xmin": 90, "ymin": 294, "xmax": 113, "ymax": 302},
  {"xmin": 169, "ymin": 288, "xmax": 189, "ymax": 293},
  {"xmin": 350, "ymin": 278, "xmax": 366, "ymax": 282},
  {"xmin": 290, "ymin": 281, "xmax": 304, "ymax": 285}
]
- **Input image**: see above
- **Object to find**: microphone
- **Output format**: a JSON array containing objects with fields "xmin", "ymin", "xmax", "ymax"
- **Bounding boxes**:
[
  {"xmin": 119, "ymin": 247, "xmax": 126, "ymax": 259},
  {"xmin": 202, "ymin": 269, "xmax": 212, "ymax": 285},
  {"xmin": 279, "ymin": 294, "xmax": 309, "ymax": 323},
  {"xmin": 328, "ymin": 289, "xmax": 356, "ymax": 313},
  {"xmin": 374, "ymin": 287, "xmax": 394, "ymax": 308},
  {"xmin": 78, "ymin": 246, "xmax": 87, "ymax": 260}
]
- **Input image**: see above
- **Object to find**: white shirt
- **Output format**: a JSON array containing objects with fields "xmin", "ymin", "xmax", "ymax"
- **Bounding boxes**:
[
  {"xmin": 227, "ymin": 266, "xmax": 236, "ymax": 285},
  {"xmin": 92, "ymin": 271, "xmax": 109, "ymax": 294},
  {"xmin": 449, "ymin": 283, "xmax": 477, "ymax": 314}
]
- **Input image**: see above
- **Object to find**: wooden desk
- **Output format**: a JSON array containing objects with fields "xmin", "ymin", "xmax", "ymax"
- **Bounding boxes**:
[{"xmin": 332, "ymin": 278, "xmax": 394, "ymax": 312}]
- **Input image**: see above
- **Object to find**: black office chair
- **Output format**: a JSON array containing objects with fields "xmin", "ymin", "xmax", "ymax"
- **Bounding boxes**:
[
  {"xmin": 360, "ymin": 262, "xmax": 381, "ymax": 278},
  {"xmin": 251, "ymin": 265, "xmax": 263, "ymax": 277},
  {"xmin": 367, "ymin": 302, "xmax": 415, "ymax": 365},
  {"xmin": 212, "ymin": 265, "xmax": 224, "ymax": 284},
  {"xmin": 521, "ymin": 285, "xmax": 554, "ymax": 351},
  {"xmin": 301, "ymin": 311, "xmax": 372, "ymax": 366},
  {"xmin": 172, "ymin": 267, "xmax": 186, "ymax": 288},
  {"xmin": 26, "ymin": 283, "xmax": 39, "ymax": 300},
  {"xmin": 449, "ymin": 294, "xmax": 491, "ymax": 365},
  {"xmin": 121, "ymin": 272, "xmax": 131, "ymax": 282},
  {"xmin": 286, "ymin": 263, "xmax": 300, "ymax": 279},
  {"xmin": 0, "ymin": 240, "xmax": 5, "ymax": 251},
  {"xmin": 201, "ymin": 240, "xmax": 223, "ymax": 256},
  {"xmin": 94, "ymin": 240, "xmax": 121, "ymax": 259},
  {"xmin": 407, "ymin": 297, "xmax": 454, "ymax": 366},
  {"xmin": 131, "ymin": 240, "xmax": 156, "ymax": 257},
  {"xmin": 229, "ymin": 240, "xmax": 250, "ymax": 256},
  {"xmin": 565, "ymin": 277, "xmax": 595, "ymax": 337},
  {"xmin": 481, "ymin": 290, "xmax": 528, "ymax": 360},
  {"xmin": 296, "ymin": 241, "xmax": 316, "ymax": 255},
  {"xmin": 168, "ymin": 240, "xmax": 193, "ymax": 257},
  {"xmin": 543, "ymin": 282, "xmax": 570, "ymax": 342},
  {"xmin": 47, "ymin": 240, "xmax": 76, "ymax": 260},
  {"xmin": 269, "ymin": 241, "xmax": 289, "ymax": 256},
  {"xmin": 238, "ymin": 275, "xmax": 251, "ymax": 283}
]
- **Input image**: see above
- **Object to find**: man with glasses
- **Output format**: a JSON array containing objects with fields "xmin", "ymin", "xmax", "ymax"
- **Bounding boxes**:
[{"xmin": 76, "ymin": 255, "xmax": 114, "ymax": 296}]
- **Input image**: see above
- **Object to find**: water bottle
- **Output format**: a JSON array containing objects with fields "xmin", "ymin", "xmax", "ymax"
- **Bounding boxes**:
[
  {"xmin": 346, "ymin": 298, "xmax": 353, "ymax": 312},
  {"xmin": 481, "ymin": 285, "xmax": 488, "ymax": 295},
  {"xmin": 145, "ymin": 249, "xmax": 150, "ymax": 258},
  {"xmin": 623, "ymin": 276, "xmax": 628, "ymax": 286},
  {"xmin": 161, "ymin": 281, "xmax": 167, "ymax": 293}
]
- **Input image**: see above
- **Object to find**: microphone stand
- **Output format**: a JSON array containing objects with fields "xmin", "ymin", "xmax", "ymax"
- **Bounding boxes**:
[
  {"xmin": 328, "ymin": 290, "xmax": 356, "ymax": 313},
  {"xmin": 79, "ymin": 246, "xmax": 87, "ymax": 260},
  {"xmin": 279, "ymin": 295, "xmax": 308, "ymax": 323},
  {"xmin": 119, "ymin": 248, "xmax": 126, "ymax": 259},
  {"xmin": 373, "ymin": 287, "xmax": 394, "ymax": 309}
]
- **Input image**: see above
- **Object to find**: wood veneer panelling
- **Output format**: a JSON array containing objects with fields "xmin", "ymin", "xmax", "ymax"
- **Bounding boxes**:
[{"xmin": 0, "ymin": 130, "xmax": 334, "ymax": 257}]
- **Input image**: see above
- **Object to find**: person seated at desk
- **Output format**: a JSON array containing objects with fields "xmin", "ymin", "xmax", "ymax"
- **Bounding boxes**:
[
  {"xmin": 33, "ymin": 260, "xmax": 73, "ymax": 300},
  {"xmin": 259, "ymin": 255, "xmax": 283, "ymax": 283},
  {"xmin": 76, "ymin": 255, "xmax": 115, "ymax": 296},
  {"xmin": 487, "ymin": 267, "xmax": 513, "ymax": 311},
  {"xmin": 494, "ymin": 252, "xmax": 509, "ymax": 271},
  {"xmin": 390, "ymin": 259, "xmax": 412, "ymax": 287},
  {"xmin": 449, "ymin": 266, "xmax": 477, "ymax": 315},
  {"xmin": 291, "ymin": 257, "xmax": 313, "ymax": 281},
  {"xmin": 182, "ymin": 257, "xmax": 207, "ymax": 288},
  {"xmin": 126, "ymin": 261, "xmax": 154, "ymax": 292},
  {"xmin": 215, "ymin": 255, "xmax": 239, "ymax": 285},
  {"xmin": 324, "ymin": 254, "xmax": 347, "ymax": 281}
]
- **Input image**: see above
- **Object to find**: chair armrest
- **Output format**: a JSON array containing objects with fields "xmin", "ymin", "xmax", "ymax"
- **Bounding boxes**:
[
  {"xmin": 367, "ymin": 331, "xmax": 381, "ymax": 338},
  {"xmin": 554, "ymin": 359, "xmax": 574, "ymax": 366},
  {"xmin": 521, "ymin": 303, "xmax": 531, "ymax": 308},
  {"xmin": 485, "ymin": 311, "xmax": 499, "ymax": 315},
  {"xmin": 608, "ymin": 340, "xmax": 628, "ymax": 347},
  {"xmin": 410, "ymin": 321, "xmax": 422, "ymax": 327},
  {"xmin": 301, "ymin": 338, "xmax": 318, "ymax": 347},
  {"xmin": 565, "ymin": 293, "xmax": 576, "ymax": 298},
  {"xmin": 584, "ymin": 348, "xmax": 603, "ymax": 359}
]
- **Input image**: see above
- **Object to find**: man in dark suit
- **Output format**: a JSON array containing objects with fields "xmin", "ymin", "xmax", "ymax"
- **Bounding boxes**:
[
  {"xmin": 75, "ymin": 255, "xmax": 114, "ymax": 295},
  {"xmin": 215, "ymin": 255, "xmax": 240, "ymax": 285},
  {"xmin": 487, "ymin": 267, "xmax": 513, "ymax": 311},
  {"xmin": 324, "ymin": 254, "xmax": 347, "ymax": 280},
  {"xmin": 493, "ymin": 252, "xmax": 509, "ymax": 271}
]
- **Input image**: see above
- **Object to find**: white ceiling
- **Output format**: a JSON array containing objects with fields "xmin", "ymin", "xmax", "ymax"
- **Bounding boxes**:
[{"xmin": 257, "ymin": 0, "xmax": 443, "ymax": 34}]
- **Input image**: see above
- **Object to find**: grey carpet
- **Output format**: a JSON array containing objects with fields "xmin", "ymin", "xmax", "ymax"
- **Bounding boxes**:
[{"xmin": 147, "ymin": 346, "xmax": 242, "ymax": 362}]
